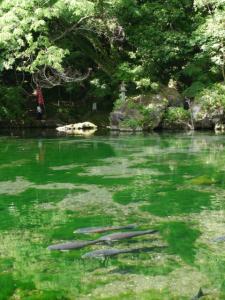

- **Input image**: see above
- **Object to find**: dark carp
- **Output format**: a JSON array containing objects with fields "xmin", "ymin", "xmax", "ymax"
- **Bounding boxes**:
[
  {"xmin": 74, "ymin": 224, "xmax": 137, "ymax": 234},
  {"xmin": 97, "ymin": 229, "xmax": 158, "ymax": 242},
  {"xmin": 48, "ymin": 229, "xmax": 158, "ymax": 251}
]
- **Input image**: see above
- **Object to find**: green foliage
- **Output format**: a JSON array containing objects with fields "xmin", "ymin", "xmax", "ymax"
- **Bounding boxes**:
[
  {"xmin": 0, "ymin": 0, "xmax": 68, "ymax": 72},
  {"xmin": 0, "ymin": 0, "xmax": 225, "ymax": 123},
  {"xmin": 120, "ymin": 118, "xmax": 141, "ymax": 130},
  {"xmin": 0, "ymin": 0, "xmax": 117, "ymax": 75},
  {"xmin": 163, "ymin": 107, "xmax": 190, "ymax": 128},
  {"xmin": 113, "ymin": 98, "xmax": 124, "ymax": 110},
  {"xmin": 193, "ymin": 0, "xmax": 225, "ymax": 81},
  {"xmin": 89, "ymin": 78, "xmax": 111, "ymax": 98},
  {"xmin": 0, "ymin": 85, "xmax": 25, "ymax": 121},
  {"xmin": 183, "ymin": 81, "xmax": 206, "ymax": 98},
  {"xmin": 140, "ymin": 104, "xmax": 159, "ymax": 127},
  {"xmin": 194, "ymin": 0, "xmax": 225, "ymax": 9},
  {"xmin": 115, "ymin": 0, "xmax": 197, "ymax": 82},
  {"xmin": 195, "ymin": 83, "xmax": 225, "ymax": 110}
]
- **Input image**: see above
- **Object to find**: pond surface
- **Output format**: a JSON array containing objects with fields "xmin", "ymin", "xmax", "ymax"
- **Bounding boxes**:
[{"xmin": 0, "ymin": 132, "xmax": 225, "ymax": 299}]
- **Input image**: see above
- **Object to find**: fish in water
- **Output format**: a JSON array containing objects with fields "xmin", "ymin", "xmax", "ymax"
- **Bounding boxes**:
[
  {"xmin": 74, "ymin": 224, "xmax": 137, "ymax": 234},
  {"xmin": 211, "ymin": 235, "xmax": 225, "ymax": 242},
  {"xmin": 48, "ymin": 229, "xmax": 158, "ymax": 251},
  {"xmin": 97, "ymin": 229, "xmax": 158, "ymax": 243},
  {"xmin": 191, "ymin": 288, "xmax": 204, "ymax": 300},
  {"xmin": 48, "ymin": 240, "xmax": 97, "ymax": 251}
]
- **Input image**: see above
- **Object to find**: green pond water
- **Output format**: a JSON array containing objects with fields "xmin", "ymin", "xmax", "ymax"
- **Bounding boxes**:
[{"xmin": 0, "ymin": 131, "xmax": 225, "ymax": 299}]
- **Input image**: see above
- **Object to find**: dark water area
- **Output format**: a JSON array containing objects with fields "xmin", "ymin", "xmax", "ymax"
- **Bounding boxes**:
[{"xmin": 0, "ymin": 130, "xmax": 225, "ymax": 299}]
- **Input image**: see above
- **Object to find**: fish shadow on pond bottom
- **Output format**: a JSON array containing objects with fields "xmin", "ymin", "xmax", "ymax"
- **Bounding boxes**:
[
  {"xmin": 211, "ymin": 235, "xmax": 225, "ymax": 242},
  {"xmin": 82, "ymin": 245, "xmax": 168, "ymax": 268},
  {"xmin": 114, "ymin": 237, "xmax": 160, "ymax": 244}
]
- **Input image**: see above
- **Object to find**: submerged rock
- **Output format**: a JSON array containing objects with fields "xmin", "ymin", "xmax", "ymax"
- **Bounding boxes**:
[{"xmin": 188, "ymin": 176, "xmax": 217, "ymax": 186}]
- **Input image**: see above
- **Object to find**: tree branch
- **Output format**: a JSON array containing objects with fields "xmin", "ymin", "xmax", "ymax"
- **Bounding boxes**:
[{"xmin": 52, "ymin": 15, "xmax": 94, "ymax": 42}]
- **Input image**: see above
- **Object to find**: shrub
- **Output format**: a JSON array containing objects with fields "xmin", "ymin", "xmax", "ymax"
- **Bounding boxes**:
[
  {"xmin": 195, "ymin": 83, "xmax": 225, "ymax": 112},
  {"xmin": 163, "ymin": 107, "xmax": 191, "ymax": 129},
  {"xmin": 120, "ymin": 118, "xmax": 141, "ymax": 130},
  {"xmin": 0, "ymin": 85, "xmax": 25, "ymax": 121}
]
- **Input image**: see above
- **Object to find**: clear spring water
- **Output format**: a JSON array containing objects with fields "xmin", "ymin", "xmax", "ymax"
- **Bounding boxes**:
[{"xmin": 0, "ymin": 131, "xmax": 225, "ymax": 299}]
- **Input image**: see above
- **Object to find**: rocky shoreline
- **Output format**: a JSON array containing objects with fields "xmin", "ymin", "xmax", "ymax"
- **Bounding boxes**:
[
  {"xmin": 1, "ymin": 85, "xmax": 225, "ymax": 133},
  {"xmin": 109, "ymin": 85, "xmax": 225, "ymax": 132}
]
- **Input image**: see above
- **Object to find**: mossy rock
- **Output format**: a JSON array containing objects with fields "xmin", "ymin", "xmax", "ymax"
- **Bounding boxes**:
[
  {"xmin": 110, "ymin": 86, "xmax": 184, "ymax": 131},
  {"xmin": 192, "ymin": 83, "xmax": 225, "ymax": 129},
  {"xmin": 110, "ymin": 95, "xmax": 167, "ymax": 130}
]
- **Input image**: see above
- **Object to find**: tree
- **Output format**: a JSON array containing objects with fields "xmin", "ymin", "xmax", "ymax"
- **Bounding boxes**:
[
  {"xmin": 194, "ymin": 0, "xmax": 225, "ymax": 81},
  {"xmin": 113, "ymin": 0, "xmax": 197, "ymax": 85},
  {"xmin": 0, "ymin": 0, "xmax": 121, "ymax": 88}
]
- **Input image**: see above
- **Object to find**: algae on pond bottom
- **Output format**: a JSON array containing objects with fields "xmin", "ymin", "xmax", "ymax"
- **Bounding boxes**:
[{"xmin": 0, "ymin": 133, "xmax": 225, "ymax": 299}]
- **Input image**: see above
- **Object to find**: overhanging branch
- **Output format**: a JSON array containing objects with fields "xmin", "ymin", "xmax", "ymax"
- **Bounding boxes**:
[
  {"xmin": 52, "ymin": 15, "xmax": 94, "ymax": 42},
  {"xmin": 32, "ymin": 65, "xmax": 92, "ymax": 88}
]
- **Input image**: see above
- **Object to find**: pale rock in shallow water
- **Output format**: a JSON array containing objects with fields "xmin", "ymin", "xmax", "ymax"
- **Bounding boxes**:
[{"xmin": 56, "ymin": 122, "xmax": 97, "ymax": 135}]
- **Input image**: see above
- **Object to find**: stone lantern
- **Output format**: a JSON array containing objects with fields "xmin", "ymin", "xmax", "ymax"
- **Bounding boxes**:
[{"xmin": 119, "ymin": 81, "xmax": 127, "ymax": 102}]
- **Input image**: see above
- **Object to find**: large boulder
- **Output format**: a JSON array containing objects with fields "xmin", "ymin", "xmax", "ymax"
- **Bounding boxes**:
[
  {"xmin": 109, "ymin": 86, "xmax": 184, "ymax": 131},
  {"xmin": 191, "ymin": 104, "xmax": 224, "ymax": 129},
  {"xmin": 160, "ymin": 86, "xmax": 184, "ymax": 107},
  {"xmin": 110, "ymin": 95, "xmax": 167, "ymax": 131},
  {"xmin": 190, "ymin": 83, "xmax": 225, "ymax": 129}
]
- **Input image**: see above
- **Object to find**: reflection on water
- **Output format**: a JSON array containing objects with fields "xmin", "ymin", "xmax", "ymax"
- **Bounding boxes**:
[{"xmin": 0, "ymin": 132, "xmax": 225, "ymax": 299}]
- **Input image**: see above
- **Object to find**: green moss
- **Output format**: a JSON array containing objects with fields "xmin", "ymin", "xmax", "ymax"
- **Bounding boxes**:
[
  {"xmin": 113, "ymin": 185, "xmax": 153, "ymax": 205},
  {"xmin": 114, "ymin": 260, "xmax": 179, "ymax": 276},
  {"xmin": 158, "ymin": 222, "xmax": 200, "ymax": 264},
  {"xmin": 93, "ymin": 288, "xmax": 187, "ymax": 300},
  {"xmin": 188, "ymin": 175, "xmax": 217, "ymax": 185},
  {"xmin": 112, "ymin": 95, "xmax": 168, "ymax": 130},
  {"xmin": 0, "ymin": 258, "xmax": 14, "ymax": 272},
  {"xmin": 18, "ymin": 280, "xmax": 36, "ymax": 291},
  {"xmin": 140, "ymin": 189, "xmax": 212, "ymax": 216},
  {"xmin": 22, "ymin": 290, "xmax": 68, "ymax": 300},
  {"xmin": 0, "ymin": 273, "xmax": 16, "ymax": 300},
  {"xmin": 1, "ymin": 134, "xmax": 225, "ymax": 300},
  {"xmin": 49, "ymin": 215, "xmax": 113, "ymax": 240}
]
